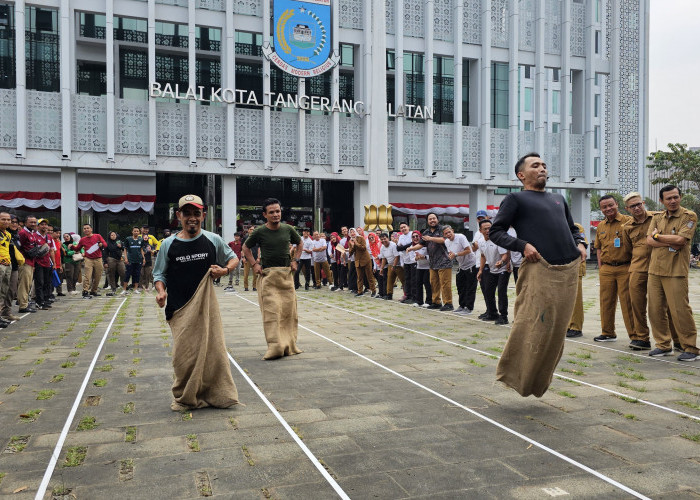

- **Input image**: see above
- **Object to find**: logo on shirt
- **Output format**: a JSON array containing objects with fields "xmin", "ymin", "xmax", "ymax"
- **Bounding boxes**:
[{"xmin": 175, "ymin": 252, "xmax": 209, "ymax": 263}]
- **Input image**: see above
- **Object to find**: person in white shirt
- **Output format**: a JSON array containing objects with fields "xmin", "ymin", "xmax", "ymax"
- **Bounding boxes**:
[
  {"xmin": 312, "ymin": 231, "xmax": 332, "ymax": 288},
  {"xmin": 412, "ymin": 231, "xmax": 433, "ymax": 306},
  {"xmin": 477, "ymin": 219, "xmax": 511, "ymax": 324},
  {"xmin": 507, "ymin": 227, "xmax": 523, "ymax": 283},
  {"xmin": 396, "ymin": 223, "xmax": 416, "ymax": 304},
  {"xmin": 294, "ymin": 229, "xmax": 313, "ymax": 290},
  {"xmin": 378, "ymin": 233, "xmax": 400, "ymax": 300},
  {"xmin": 444, "ymin": 226, "xmax": 477, "ymax": 314}
]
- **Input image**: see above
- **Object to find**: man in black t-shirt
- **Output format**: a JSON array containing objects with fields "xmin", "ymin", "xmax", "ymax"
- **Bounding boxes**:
[{"xmin": 242, "ymin": 198, "xmax": 303, "ymax": 360}]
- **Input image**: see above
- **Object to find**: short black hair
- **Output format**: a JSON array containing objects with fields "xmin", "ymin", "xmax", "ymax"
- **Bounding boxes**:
[
  {"xmin": 426, "ymin": 212, "xmax": 439, "ymax": 221},
  {"xmin": 82, "ymin": 223, "xmax": 92, "ymax": 228},
  {"xmin": 262, "ymin": 198, "xmax": 281, "ymax": 213},
  {"xmin": 659, "ymin": 185, "xmax": 681, "ymax": 200},
  {"xmin": 132, "ymin": 226, "xmax": 140, "ymax": 231},
  {"xmin": 598, "ymin": 194, "xmax": 616, "ymax": 206},
  {"xmin": 514, "ymin": 152, "xmax": 541, "ymax": 176},
  {"xmin": 479, "ymin": 219, "xmax": 492, "ymax": 228},
  {"xmin": 52, "ymin": 227, "xmax": 60, "ymax": 232},
  {"xmin": 379, "ymin": 233, "xmax": 389, "ymax": 239}
]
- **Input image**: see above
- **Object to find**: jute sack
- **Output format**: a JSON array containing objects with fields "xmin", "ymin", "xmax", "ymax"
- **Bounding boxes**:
[
  {"xmin": 257, "ymin": 267, "xmax": 303, "ymax": 360},
  {"xmin": 169, "ymin": 270, "xmax": 239, "ymax": 410},
  {"xmin": 496, "ymin": 257, "xmax": 579, "ymax": 397}
]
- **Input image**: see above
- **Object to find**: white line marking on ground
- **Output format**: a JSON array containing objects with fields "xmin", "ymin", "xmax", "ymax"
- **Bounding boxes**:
[
  {"xmin": 299, "ymin": 296, "xmax": 700, "ymax": 422},
  {"xmin": 235, "ymin": 294, "xmax": 652, "ymax": 499},
  {"xmin": 229, "ymin": 297, "xmax": 350, "ymax": 500},
  {"xmin": 35, "ymin": 298, "xmax": 128, "ymax": 500}
]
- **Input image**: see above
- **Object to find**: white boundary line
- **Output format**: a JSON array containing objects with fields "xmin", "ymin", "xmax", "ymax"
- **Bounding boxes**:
[
  {"xmin": 298, "ymin": 296, "xmax": 700, "ymax": 422},
  {"xmin": 35, "ymin": 298, "xmax": 128, "ymax": 500},
  {"xmin": 226, "ymin": 352, "xmax": 350, "ymax": 500},
  {"xmin": 235, "ymin": 295, "xmax": 650, "ymax": 499}
]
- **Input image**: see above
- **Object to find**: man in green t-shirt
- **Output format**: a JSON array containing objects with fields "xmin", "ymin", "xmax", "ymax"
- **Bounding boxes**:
[{"xmin": 242, "ymin": 198, "xmax": 304, "ymax": 360}]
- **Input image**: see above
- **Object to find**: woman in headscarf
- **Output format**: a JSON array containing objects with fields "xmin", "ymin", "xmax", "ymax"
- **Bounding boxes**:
[
  {"xmin": 349, "ymin": 227, "xmax": 376, "ymax": 296},
  {"xmin": 367, "ymin": 232, "xmax": 384, "ymax": 298},
  {"xmin": 328, "ymin": 232, "xmax": 342, "ymax": 290},
  {"xmin": 345, "ymin": 228, "xmax": 358, "ymax": 293},
  {"xmin": 104, "ymin": 231, "xmax": 126, "ymax": 296}
]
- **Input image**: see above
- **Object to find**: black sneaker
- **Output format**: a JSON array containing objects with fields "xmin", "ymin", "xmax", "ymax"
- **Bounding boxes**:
[
  {"xmin": 403, "ymin": 299, "xmax": 415, "ymax": 305},
  {"xmin": 330, "ymin": 286, "xmax": 338, "ymax": 291},
  {"xmin": 649, "ymin": 348, "xmax": 673, "ymax": 357},
  {"xmin": 244, "ymin": 288, "xmax": 249, "ymax": 292},
  {"xmin": 629, "ymin": 340, "xmax": 651, "ymax": 350},
  {"xmin": 384, "ymin": 295, "xmax": 392, "ymax": 300},
  {"xmin": 90, "ymin": 292, "xmax": 101, "ymax": 297},
  {"xmin": 223, "ymin": 286, "xmax": 233, "ymax": 291},
  {"xmin": 253, "ymin": 288, "xmax": 257, "ymax": 291},
  {"xmin": 427, "ymin": 304, "xmax": 441, "ymax": 309},
  {"xmin": 0, "ymin": 320, "xmax": 9, "ymax": 328},
  {"xmin": 674, "ymin": 342, "xmax": 683, "ymax": 351},
  {"xmin": 494, "ymin": 316, "xmax": 508, "ymax": 325},
  {"xmin": 593, "ymin": 335, "xmax": 616, "ymax": 342},
  {"xmin": 82, "ymin": 293, "xmax": 92, "ymax": 300},
  {"xmin": 57, "ymin": 293, "xmax": 66, "ymax": 297},
  {"xmin": 370, "ymin": 291, "xmax": 376, "ymax": 297},
  {"xmin": 677, "ymin": 352, "xmax": 699, "ymax": 362},
  {"xmin": 477, "ymin": 312, "xmax": 490, "ymax": 320},
  {"xmin": 354, "ymin": 292, "xmax": 364, "ymax": 297},
  {"xmin": 440, "ymin": 304, "xmax": 454, "ymax": 312},
  {"xmin": 19, "ymin": 308, "xmax": 37, "ymax": 313},
  {"xmin": 106, "ymin": 292, "xmax": 114, "ymax": 297},
  {"xmin": 37, "ymin": 304, "xmax": 50, "ymax": 310},
  {"xmin": 566, "ymin": 329, "xmax": 583, "ymax": 338}
]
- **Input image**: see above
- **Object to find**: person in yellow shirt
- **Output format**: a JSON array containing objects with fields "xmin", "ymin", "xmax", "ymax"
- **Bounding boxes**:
[{"xmin": 0, "ymin": 212, "xmax": 13, "ymax": 328}]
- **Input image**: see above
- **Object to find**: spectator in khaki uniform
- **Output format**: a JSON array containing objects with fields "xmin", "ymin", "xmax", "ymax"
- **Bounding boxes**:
[
  {"xmin": 349, "ymin": 230, "xmax": 376, "ymax": 296},
  {"xmin": 620, "ymin": 193, "xmax": 656, "ymax": 350},
  {"xmin": 646, "ymin": 185, "xmax": 699, "ymax": 362},
  {"xmin": 593, "ymin": 195, "xmax": 634, "ymax": 342},
  {"xmin": 566, "ymin": 223, "xmax": 588, "ymax": 338}
]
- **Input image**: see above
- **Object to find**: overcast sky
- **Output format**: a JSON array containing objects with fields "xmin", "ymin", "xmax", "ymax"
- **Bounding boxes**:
[{"xmin": 648, "ymin": 0, "xmax": 700, "ymax": 153}]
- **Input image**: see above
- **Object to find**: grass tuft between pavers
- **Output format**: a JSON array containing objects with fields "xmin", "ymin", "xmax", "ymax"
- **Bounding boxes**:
[
  {"xmin": 125, "ymin": 426, "xmax": 137, "ymax": 443},
  {"xmin": 76, "ymin": 416, "xmax": 98, "ymax": 431},
  {"xmin": 63, "ymin": 446, "xmax": 87, "ymax": 467}
]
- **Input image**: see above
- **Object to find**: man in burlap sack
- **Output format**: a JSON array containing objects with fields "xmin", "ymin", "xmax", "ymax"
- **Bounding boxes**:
[
  {"xmin": 153, "ymin": 194, "xmax": 241, "ymax": 411},
  {"xmin": 489, "ymin": 153, "xmax": 587, "ymax": 397},
  {"xmin": 242, "ymin": 198, "xmax": 304, "ymax": 360}
]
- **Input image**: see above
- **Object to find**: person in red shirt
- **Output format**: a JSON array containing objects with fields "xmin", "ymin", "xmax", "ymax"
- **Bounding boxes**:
[
  {"xmin": 71, "ymin": 224, "xmax": 107, "ymax": 298},
  {"xmin": 33, "ymin": 219, "xmax": 54, "ymax": 310},
  {"xmin": 49, "ymin": 226, "xmax": 65, "ymax": 297},
  {"xmin": 224, "ymin": 232, "xmax": 243, "ymax": 291},
  {"xmin": 17, "ymin": 216, "xmax": 40, "ymax": 313}
]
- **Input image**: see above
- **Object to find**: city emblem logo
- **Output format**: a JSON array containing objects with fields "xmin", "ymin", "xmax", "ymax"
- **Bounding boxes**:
[{"xmin": 263, "ymin": 0, "xmax": 339, "ymax": 77}]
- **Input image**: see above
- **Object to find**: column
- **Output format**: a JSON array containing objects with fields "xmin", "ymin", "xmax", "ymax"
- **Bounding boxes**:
[
  {"xmin": 534, "ymin": 0, "xmax": 545, "ymax": 155},
  {"xmin": 469, "ymin": 186, "xmax": 488, "ymax": 236},
  {"xmin": 508, "ymin": 0, "xmax": 519, "ymax": 180},
  {"xmin": 452, "ymin": 0, "xmax": 463, "ymax": 177},
  {"xmin": 583, "ymin": 0, "xmax": 595, "ymax": 183},
  {"xmin": 221, "ymin": 175, "xmax": 238, "ymax": 244},
  {"xmin": 262, "ymin": 0, "xmax": 272, "ymax": 170},
  {"xmin": 424, "ymin": 0, "xmax": 434, "ymax": 177},
  {"xmin": 106, "ymin": 0, "xmax": 115, "ymax": 160},
  {"xmin": 331, "ymin": 0, "xmax": 340, "ymax": 173},
  {"xmin": 225, "ymin": 0, "xmax": 235, "ymax": 168},
  {"xmin": 361, "ymin": 0, "xmax": 372, "ymax": 176},
  {"xmin": 298, "ymin": 78, "xmax": 307, "ymax": 172},
  {"xmin": 368, "ymin": 0, "xmax": 388, "ymax": 202},
  {"xmin": 204, "ymin": 174, "xmax": 216, "ymax": 233},
  {"xmin": 61, "ymin": 169, "xmax": 79, "ymax": 234},
  {"xmin": 560, "ymin": 0, "xmax": 571, "ymax": 180},
  {"xmin": 14, "ymin": 0, "xmax": 26, "ymax": 158},
  {"xmin": 313, "ymin": 179, "xmax": 322, "ymax": 232},
  {"xmin": 638, "ymin": 0, "xmax": 650, "ymax": 194},
  {"xmin": 188, "ymin": 1, "xmax": 197, "ymax": 165},
  {"xmin": 570, "ymin": 189, "xmax": 590, "ymax": 256},
  {"xmin": 609, "ymin": 0, "xmax": 620, "ymax": 186},
  {"xmin": 148, "ymin": 0, "xmax": 156, "ymax": 163},
  {"xmin": 394, "ymin": 0, "xmax": 404, "ymax": 175},
  {"xmin": 480, "ymin": 0, "xmax": 492, "ymax": 179},
  {"xmin": 60, "ymin": 0, "xmax": 71, "ymax": 159},
  {"xmin": 353, "ymin": 180, "xmax": 370, "ymax": 228}
]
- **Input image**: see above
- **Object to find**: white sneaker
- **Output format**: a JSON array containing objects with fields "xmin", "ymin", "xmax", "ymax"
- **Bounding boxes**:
[
  {"xmin": 120, "ymin": 290, "xmax": 128, "ymax": 296},
  {"xmin": 70, "ymin": 291, "xmax": 78, "ymax": 295},
  {"xmin": 134, "ymin": 289, "xmax": 141, "ymax": 294}
]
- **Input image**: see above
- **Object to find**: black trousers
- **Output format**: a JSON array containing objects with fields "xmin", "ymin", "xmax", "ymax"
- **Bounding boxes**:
[
  {"xmin": 376, "ymin": 270, "xmax": 386, "ymax": 297},
  {"xmin": 416, "ymin": 268, "xmax": 433, "ymax": 305},
  {"xmin": 481, "ymin": 269, "xmax": 511, "ymax": 317},
  {"xmin": 34, "ymin": 265, "xmax": 52, "ymax": 306},
  {"xmin": 403, "ymin": 263, "xmax": 416, "ymax": 301},
  {"xmin": 512, "ymin": 266, "xmax": 519, "ymax": 284},
  {"xmin": 456, "ymin": 267, "xmax": 478, "ymax": 310},
  {"xmin": 338, "ymin": 264, "xmax": 347, "ymax": 289},
  {"xmin": 347, "ymin": 264, "xmax": 357, "ymax": 291},
  {"xmin": 331, "ymin": 262, "xmax": 340, "ymax": 288},
  {"xmin": 295, "ymin": 259, "xmax": 312, "ymax": 288}
]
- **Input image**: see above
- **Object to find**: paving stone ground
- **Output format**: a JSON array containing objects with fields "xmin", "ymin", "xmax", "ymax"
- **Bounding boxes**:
[{"xmin": 0, "ymin": 266, "xmax": 699, "ymax": 499}]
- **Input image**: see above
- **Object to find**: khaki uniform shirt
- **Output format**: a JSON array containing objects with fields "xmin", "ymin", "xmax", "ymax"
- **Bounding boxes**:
[
  {"xmin": 594, "ymin": 213, "xmax": 633, "ymax": 264},
  {"xmin": 622, "ymin": 211, "xmax": 655, "ymax": 273},
  {"xmin": 647, "ymin": 207, "xmax": 698, "ymax": 277}
]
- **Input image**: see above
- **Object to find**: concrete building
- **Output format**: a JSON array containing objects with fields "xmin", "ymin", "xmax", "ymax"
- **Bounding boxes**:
[{"xmin": 0, "ymin": 0, "xmax": 649, "ymax": 241}]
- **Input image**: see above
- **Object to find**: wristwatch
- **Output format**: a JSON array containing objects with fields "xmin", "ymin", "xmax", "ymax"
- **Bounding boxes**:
[{"xmin": 653, "ymin": 233, "xmax": 660, "ymax": 241}]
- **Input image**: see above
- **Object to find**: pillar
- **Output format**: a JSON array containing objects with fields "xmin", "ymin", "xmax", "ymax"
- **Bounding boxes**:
[
  {"xmin": 61, "ymin": 169, "xmax": 79, "ymax": 234},
  {"xmin": 570, "ymin": 189, "xmax": 591, "ymax": 257},
  {"xmin": 221, "ymin": 175, "xmax": 237, "ymax": 243},
  {"xmin": 469, "ymin": 186, "xmax": 488, "ymax": 236}
]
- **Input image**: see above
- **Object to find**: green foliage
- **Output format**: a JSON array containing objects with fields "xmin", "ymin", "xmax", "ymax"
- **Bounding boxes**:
[
  {"xmin": 647, "ymin": 143, "xmax": 700, "ymax": 192},
  {"xmin": 590, "ymin": 191, "xmax": 628, "ymax": 215}
]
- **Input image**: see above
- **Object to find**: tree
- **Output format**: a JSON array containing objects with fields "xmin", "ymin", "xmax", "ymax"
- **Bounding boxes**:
[
  {"xmin": 647, "ymin": 143, "xmax": 700, "ymax": 193},
  {"xmin": 590, "ymin": 191, "xmax": 628, "ymax": 217}
]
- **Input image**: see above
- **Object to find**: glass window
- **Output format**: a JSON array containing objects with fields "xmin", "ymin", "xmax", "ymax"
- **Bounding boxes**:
[
  {"xmin": 552, "ymin": 68, "xmax": 559, "ymax": 82},
  {"xmin": 115, "ymin": 16, "xmax": 147, "ymax": 43},
  {"xmin": 524, "ymin": 65, "xmax": 532, "ymax": 79},
  {"xmin": 462, "ymin": 61, "xmax": 470, "ymax": 126},
  {"xmin": 196, "ymin": 26, "xmax": 221, "ymax": 52},
  {"xmin": 404, "ymin": 53, "xmax": 425, "ymax": 121},
  {"xmin": 386, "ymin": 50, "xmax": 395, "ymax": 70},
  {"xmin": 340, "ymin": 44, "xmax": 353, "ymax": 67},
  {"xmin": 524, "ymin": 87, "xmax": 532, "ymax": 112},
  {"xmin": 119, "ymin": 49, "xmax": 147, "ymax": 99},
  {"xmin": 236, "ymin": 61, "xmax": 263, "ymax": 109},
  {"xmin": 79, "ymin": 12, "xmax": 107, "ymax": 39},
  {"xmin": 0, "ymin": 3, "xmax": 15, "ymax": 89},
  {"xmin": 594, "ymin": 31, "xmax": 600, "ymax": 54},
  {"xmin": 552, "ymin": 90, "xmax": 560, "ymax": 115},
  {"xmin": 305, "ymin": 72, "xmax": 331, "ymax": 114},
  {"xmin": 594, "ymin": 94, "xmax": 600, "ymax": 117},
  {"xmin": 155, "ymin": 21, "xmax": 187, "ymax": 48},
  {"xmin": 524, "ymin": 120, "xmax": 533, "ymax": 131},
  {"xmin": 26, "ymin": 6, "xmax": 60, "ymax": 92},
  {"xmin": 594, "ymin": 125, "xmax": 600, "ymax": 149},
  {"xmin": 594, "ymin": 157, "xmax": 601, "ymax": 177},
  {"xmin": 386, "ymin": 74, "xmax": 394, "ymax": 119},
  {"xmin": 552, "ymin": 122, "xmax": 559, "ymax": 133},
  {"xmin": 235, "ymin": 31, "xmax": 262, "ymax": 56},
  {"xmin": 491, "ymin": 62, "xmax": 508, "ymax": 129},
  {"xmin": 270, "ymin": 66, "xmax": 296, "ymax": 111},
  {"xmin": 77, "ymin": 62, "xmax": 106, "ymax": 96},
  {"xmin": 433, "ymin": 56, "xmax": 454, "ymax": 124}
]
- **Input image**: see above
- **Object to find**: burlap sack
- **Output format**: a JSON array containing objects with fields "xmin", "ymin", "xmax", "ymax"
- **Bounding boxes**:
[
  {"xmin": 257, "ymin": 267, "xmax": 303, "ymax": 360},
  {"xmin": 169, "ymin": 270, "xmax": 239, "ymax": 410},
  {"xmin": 496, "ymin": 257, "xmax": 580, "ymax": 397}
]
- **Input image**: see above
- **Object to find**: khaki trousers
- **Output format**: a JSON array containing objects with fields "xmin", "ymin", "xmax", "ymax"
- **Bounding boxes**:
[
  {"xmin": 18, "ymin": 264, "xmax": 34, "ymax": 309},
  {"xmin": 430, "ymin": 268, "xmax": 453, "ymax": 306},
  {"xmin": 628, "ymin": 271, "xmax": 650, "ymax": 341},
  {"xmin": 599, "ymin": 264, "xmax": 634, "ymax": 338},
  {"xmin": 314, "ymin": 261, "xmax": 333, "ymax": 287},
  {"xmin": 244, "ymin": 262, "xmax": 258, "ymax": 289},
  {"xmin": 568, "ymin": 274, "xmax": 584, "ymax": 331},
  {"xmin": 648, "ymin": 274, "xmax": 698, "ymax": 354},
  {"xmin": 355, "ymin": 262, "xmax": 375, "ymax": 294},
  {"xmin": 386, "ymin": 265, "xmax": 400, "ymax": 296},
  {"xmin": 83, "ymin": 258, "xmax": 103, "ymax": 293}
]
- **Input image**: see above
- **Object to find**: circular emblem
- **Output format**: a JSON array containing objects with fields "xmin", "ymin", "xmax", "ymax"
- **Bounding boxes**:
[{"xmin": 185, "ymin": 195, "xmax": 194, "ymax": 201}]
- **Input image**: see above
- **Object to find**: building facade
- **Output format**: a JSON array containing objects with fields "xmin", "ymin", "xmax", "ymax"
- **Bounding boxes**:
[{"xmin": 0, "ymin": 0, "xmax": 649, "ymax": 241}]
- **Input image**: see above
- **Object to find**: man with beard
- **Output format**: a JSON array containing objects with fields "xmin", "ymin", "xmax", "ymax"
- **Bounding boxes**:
[
  {"xmin": 242, "ymin": 198, "xmax": 303, "ymax": 360},
  {"xmin": 17, "ymin": 216, "xmax": 40, "ymax": 313},
  {"xmin": 33, "ymin": 219, "xmax": 55, "ymax": 310},
  {"xmin": 409, "ymin": 213, "xmax": 453, "ymax": 311},
  {"xmin": 154, "ymin": 194, "xmax": 240, "ymax": 410},
  {"xmin": 72, "ymin": 223, "xmax": 107, "ymax": 298},
  {"xmin": 489, "ymin": 153, "xmax": 587, "ymax": 397}
]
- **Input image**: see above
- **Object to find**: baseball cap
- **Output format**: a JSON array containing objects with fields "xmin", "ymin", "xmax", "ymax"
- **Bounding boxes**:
[
  {"xmin": 178, "ymin": 194, "xmax": 204, "ymax": 210},
  {"xmin": 37, "ymin": 218, "xmax": 48, "ymax": 224},
  {"xmin": 475, "ymin": 210, "xmax": 488, "ymax": 218}
]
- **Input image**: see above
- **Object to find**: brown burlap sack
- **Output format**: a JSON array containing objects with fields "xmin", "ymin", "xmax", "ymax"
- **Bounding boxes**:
[
  {"xmin": 257, "ymin": 267, "xmax": 303, "ymax": 360},
  {"xmin": 496, "ymin": 257, "xmax": 580, "ymax": 397},
  {"xmin": 169, "ymin": 270, "xmax": 239, "ymax": 410}
]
